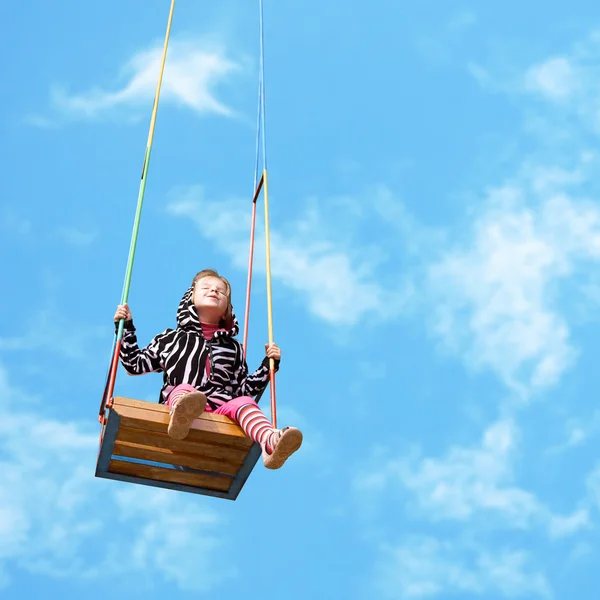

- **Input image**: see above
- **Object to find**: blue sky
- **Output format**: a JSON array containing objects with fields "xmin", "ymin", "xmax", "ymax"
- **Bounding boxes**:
[{"xmin": 2, "ymin": 0, "xmax": 600, "ymax": 598}]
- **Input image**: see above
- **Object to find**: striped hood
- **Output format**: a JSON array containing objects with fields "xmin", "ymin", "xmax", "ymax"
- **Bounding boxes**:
[{"xmin": 175, "ymin": 286, "xmax": 240, "ymax": 338}]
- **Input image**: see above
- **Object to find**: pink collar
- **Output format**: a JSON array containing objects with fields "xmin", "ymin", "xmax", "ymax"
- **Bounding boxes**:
[{"xmin": 200, "ymin": 322, "xmax": 221, "ymax": 339}]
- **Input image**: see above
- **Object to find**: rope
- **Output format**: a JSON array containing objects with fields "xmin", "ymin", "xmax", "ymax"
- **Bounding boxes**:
[
  {"xmin": 253, "ymin": 78, "xmax": 263, "ymax": 191},
  {"xmin": 242, "ymin": 36, "xmax": 264, "ymax": 356},
  {"xmin": 258, "ymin": 0, "xmax": 268, "ymax": 171},
  {"xmin": 98, "ymin": 0, "xmax": 176, "ymax": 421},
  {"xmin": 257, "ymin": 0, "xmax": 277, "ymax": 428},
  {"xmin": 242, "ymin": 0, "xmax": 277, "ymax": 427},
  {"xmin": 119, "ymin": 0, "xmax": 176, "ymax": 329},
  {"xmin": 100, "ymin": 0, "xmax": 278, "ymax": 431}
]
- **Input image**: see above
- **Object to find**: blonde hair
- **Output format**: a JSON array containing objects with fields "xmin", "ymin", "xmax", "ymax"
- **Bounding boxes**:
[{"xmin": 192, "ymin": 269, "xmax": 234, "ymax": 328}]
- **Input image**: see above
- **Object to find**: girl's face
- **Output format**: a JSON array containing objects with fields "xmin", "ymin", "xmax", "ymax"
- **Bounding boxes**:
[{"xmin": 193, "ymin": 276, "xmax": 229, "ymax": 321}]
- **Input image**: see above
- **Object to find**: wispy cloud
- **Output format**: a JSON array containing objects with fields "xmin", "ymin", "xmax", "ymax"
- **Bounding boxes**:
[
  {"xmin": 352, "ymin": 28, "xmax": 600, "ymax": 600},
  {"xmin": 34, "ymin": 37, "xmax": 243, "ymax": 124},
  {"xmin": 447, "ymin": 10, "xmax": 477, "ymax": 32},
  {"xmin": 1, "ymin": 206, "xmax": 33, "ymax": 236},
  {"xmin": 469, "ymin": 29, "xmax": 600, "ymax": 135},
  {"xmin": 22, "ymin": 115, "xmax": 59, "ymax": 129},
  {"xmin": 524, "ymin": 57, "xmax": 580, "ymax": 102},
  {"xmin": 355, "ymin": 417, "xmax": 589, "ymax": 598},
  {"xmin": 547, "ymin": 411, "xmax": 600, "ymax": 454},
  {"xmin": 585, "ymin": 463, "xmax": 600, "ymax": 510},
  {"xmin": 355, "ymin": 418, "xmax": 589, "ymax": 538},
  {"xmin": 57, "ymin": 227, "xmax": 97, "ymax": 247},
  {"xmin": 166, "ymin": 185, "xmax": 413, "ymax": 327},
  {"xmin": 0, "ymin": 303, "xmax": 105, "ymax": 360},
  {"xmin": 547, "ymin": 509, "xmax": 591, "ymax": 539},
  {"xmin": 373, "ymin": 537, "xmax": 551, "ymax": 599},
  {"xmin": 108, "ymin": 487, "xmax": 235, "ymax": 592},
  {"xmin": 0, "ymin": 364, "xmax": 234, "ymax": 592},
  {"xmin": 426, "ymin": 156, "xmax": 600, "ymax": 397},
  {"xmin": 443, "ymin": 32, "xmax": 600, "ymax": 398},
  {"xmin": 416, "ymin": 10, "xmax": 477, "ymax": 64},
  {"xmin": 1, "ymin": 208, "xmax": 98, "ymax": 247}
]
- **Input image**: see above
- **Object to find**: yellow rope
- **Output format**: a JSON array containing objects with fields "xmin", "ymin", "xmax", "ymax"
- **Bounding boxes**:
[
  {"xmin": 118, "ymin": 0, "xmax": 176, "ymax": 316},
  {"xmin": 147, "ymin": 0, "xmax": 176, "ymax": 147},
  {"xmin": 263, "ymin": 168, "xmax": 275, "ymax": 367},
  {"xmin": 102, "ymin": 0, "xmax": 177, "ymax": 418}
]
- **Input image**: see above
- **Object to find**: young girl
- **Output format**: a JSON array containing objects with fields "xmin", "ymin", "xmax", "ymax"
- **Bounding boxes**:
[{"xmin": 113, "ymin": 269, "xmax": 302, "ymax": 470}]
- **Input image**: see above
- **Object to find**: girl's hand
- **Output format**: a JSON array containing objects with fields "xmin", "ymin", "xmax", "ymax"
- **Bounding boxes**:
[
  {"xmin": 114, "ymin": 304, "xmax": 132, "ymax": 323},
  {"xmin": 265, "ymin": 342, "xmax": 281, "ymax": 360}
]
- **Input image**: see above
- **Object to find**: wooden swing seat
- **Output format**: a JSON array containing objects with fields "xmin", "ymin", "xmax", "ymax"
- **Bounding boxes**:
[{"xmin": 95, "ymin": 396, "xmax": 261, "ymax": 500}]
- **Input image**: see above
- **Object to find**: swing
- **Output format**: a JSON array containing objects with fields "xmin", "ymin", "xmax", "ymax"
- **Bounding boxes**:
[{"xmin": 95, "ymin": 0, "xmax": 277, "ymax": 500}]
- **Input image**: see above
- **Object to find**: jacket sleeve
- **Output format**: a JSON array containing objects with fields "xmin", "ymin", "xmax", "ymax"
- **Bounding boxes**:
[
  {"xmin": 117, "ymin": 320, "xmax": 171, "ymax": 375},
  {"xmin": 233, "ymin": 344, "xmax": 280, "ymax": 398}
]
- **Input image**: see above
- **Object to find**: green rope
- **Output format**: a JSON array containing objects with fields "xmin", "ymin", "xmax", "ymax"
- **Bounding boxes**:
[{"xmin": 115, "ymin": 1, "xmax": 176, "ymax": 341}]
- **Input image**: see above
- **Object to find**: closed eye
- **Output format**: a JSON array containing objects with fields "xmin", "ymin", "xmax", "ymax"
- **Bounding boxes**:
[{"xmin": 199, "ymin": 286, "xmax": 226, "ymax": 296}]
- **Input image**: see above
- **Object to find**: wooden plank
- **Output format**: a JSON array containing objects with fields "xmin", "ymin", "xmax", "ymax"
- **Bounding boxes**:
[
  {"xmin": 108, "ymin": 458, "xmax": 232, "ymax": 492},
  {"xmin": 113, "ymin": 396, "xmax": 236, "ymax": 426},
  {"xmin": 113, "ymin": 439, "xmax": 243, "ymax": 476},
  {"xmin": 97, "ymin": 469, "xmax": 237, "ymax": 499},
  {"xmin": 112, "ymin": 400, "xmax": 247, "ymax": 437},
  {"xmin": 113, "ymin": 404, "xmax": 253, "ymax": 449},
  {"xmin": 115, "ymin": 426, "xmax": 249, "ymax": 464}
]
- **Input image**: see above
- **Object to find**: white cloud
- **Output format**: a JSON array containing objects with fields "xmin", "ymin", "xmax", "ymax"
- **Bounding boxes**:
[
  {"xmin": 467, "ymin": 62, "xmax": 496, "ymax": 90},
  {"xmin": 447, "ymin": 11, "xmax": 476, "ymax": 31},
  {"xmin": 456, "ymin": 34, "xmax": 600, "ymax": 397},
  {"xmin": 58, "ymin": 227, "xmax": 97, "ymax": 247},
  {"xmin": 23, "ymin": 114, "xmax": 58, "ymax": 129},
  {"xmin": 354, "ymin": 30, "xmax": 600, "ymax": 600},
  {"xmin": 374, "ymin": 537, "xmax": 551, "ymax": 599},
  {"xmin": 416, "ymin": 10, "xmax": 476, "ymax": 65},
  {"xmin": 108, "ymin": 487, "xmax": 234, "ymax": 592},
  {"xmin": 355, "ymin": 418, "xmax": 589, "ymax": 539},
  {"xmin": 167, "ymin": 185, "xmax": 412, "ymax": 327},
  {"xmin": 547, "ymin": 509, "xmax": 591, "ymax": 539},
  {"xmin": 472, "ymin": 30, "xmax": 600, "ymax": 133},
  {"xmin": 586, "ymin": 464, "xmax": 600, "ymax": 508},
  {"xmin": 0, "ymin": 303, "xmax": 105, "ymax": 360},
  {"xmin": 547, "ymin": 411, "xmax": 600, "ymax": 454},
  {"xmin": 356, "ymin": 419, "xmax": 539, "ymax": 525},
  {"xmin": 0, "ymin": 210, "xmax": 97, "ymax": 247},
  {"xmin": 1, "ymin": 206, "xmax": 32, "ymax": 236},
  {"xmin": 426, "ymin": 159, "xmax": 600, "ymax": 395},
  {"xmin": 49, "ymin": 38, "xmax": 242, "ymax": 120},
  {"xmin": 0, "ymin": 363, "xmax": 234, "ymax": 591},
  {"xmin": 524, "ymin": 57, "xmax": 579, "ymax": 101}
]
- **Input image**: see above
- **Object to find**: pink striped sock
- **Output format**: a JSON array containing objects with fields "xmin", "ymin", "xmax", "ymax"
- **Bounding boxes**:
[
  {"xmin": 236, "ymin": 404, "xmax": 277, "ymax": 452},
  {"xmin": 167, "ymin": 385, "xmax": 196, "ymax": 412}
]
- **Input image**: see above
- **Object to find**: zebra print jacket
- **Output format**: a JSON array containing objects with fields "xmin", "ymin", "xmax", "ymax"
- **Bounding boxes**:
[{"xmin": 117, "ymin": 285, "xmax": 279, "ymax": 409}]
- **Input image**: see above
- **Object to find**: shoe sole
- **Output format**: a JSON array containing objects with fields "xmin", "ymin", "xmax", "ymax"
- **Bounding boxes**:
[
  {"xmin": 264, "ymin": 427, "xmax": 303, "ymax": 470},
  {"xmin": 167, "ymin": 392, "xmax": 207, "ymax": 440}
]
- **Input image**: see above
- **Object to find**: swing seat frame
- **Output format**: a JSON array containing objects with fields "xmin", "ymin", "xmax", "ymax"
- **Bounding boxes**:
[{"xmin": 96, "ymin": 396, "xmax": 261, "ymax": 500}]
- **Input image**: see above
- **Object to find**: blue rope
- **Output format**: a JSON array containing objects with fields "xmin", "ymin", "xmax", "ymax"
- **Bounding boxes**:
[
  {"xmin": 253, "ymin": 82, "xmax": 262, "ymax": 190},
  {"xmin": 258, "ymin": 0, "xmax": 267, "ymax": 172}
]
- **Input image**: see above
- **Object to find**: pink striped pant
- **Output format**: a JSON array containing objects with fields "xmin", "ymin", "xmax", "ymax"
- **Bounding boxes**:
[{"xmin": 166, "ymin": 383, "xmax": 258, "ymax": 421}]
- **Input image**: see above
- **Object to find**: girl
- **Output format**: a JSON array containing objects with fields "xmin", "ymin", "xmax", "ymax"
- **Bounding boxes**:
[{"xmin": 113, "ymin": 269, "xmax": 302, "ymax": 470}]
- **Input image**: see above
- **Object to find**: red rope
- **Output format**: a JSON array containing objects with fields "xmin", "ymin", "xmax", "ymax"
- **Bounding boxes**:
[
  {"xmin": 98, "ymin": 337, "xmax": 121, "ymax": 423},
  {"xmin": 269, "ymin": 367, "xmax": 277, "ymax": 429},
  {"xmin": 242, "ymin": 174, "xmax": 277, "ymax": 427},
  {"xmin": 242, "ymin": 174, "xmax": 263, "ymax": 357}
]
